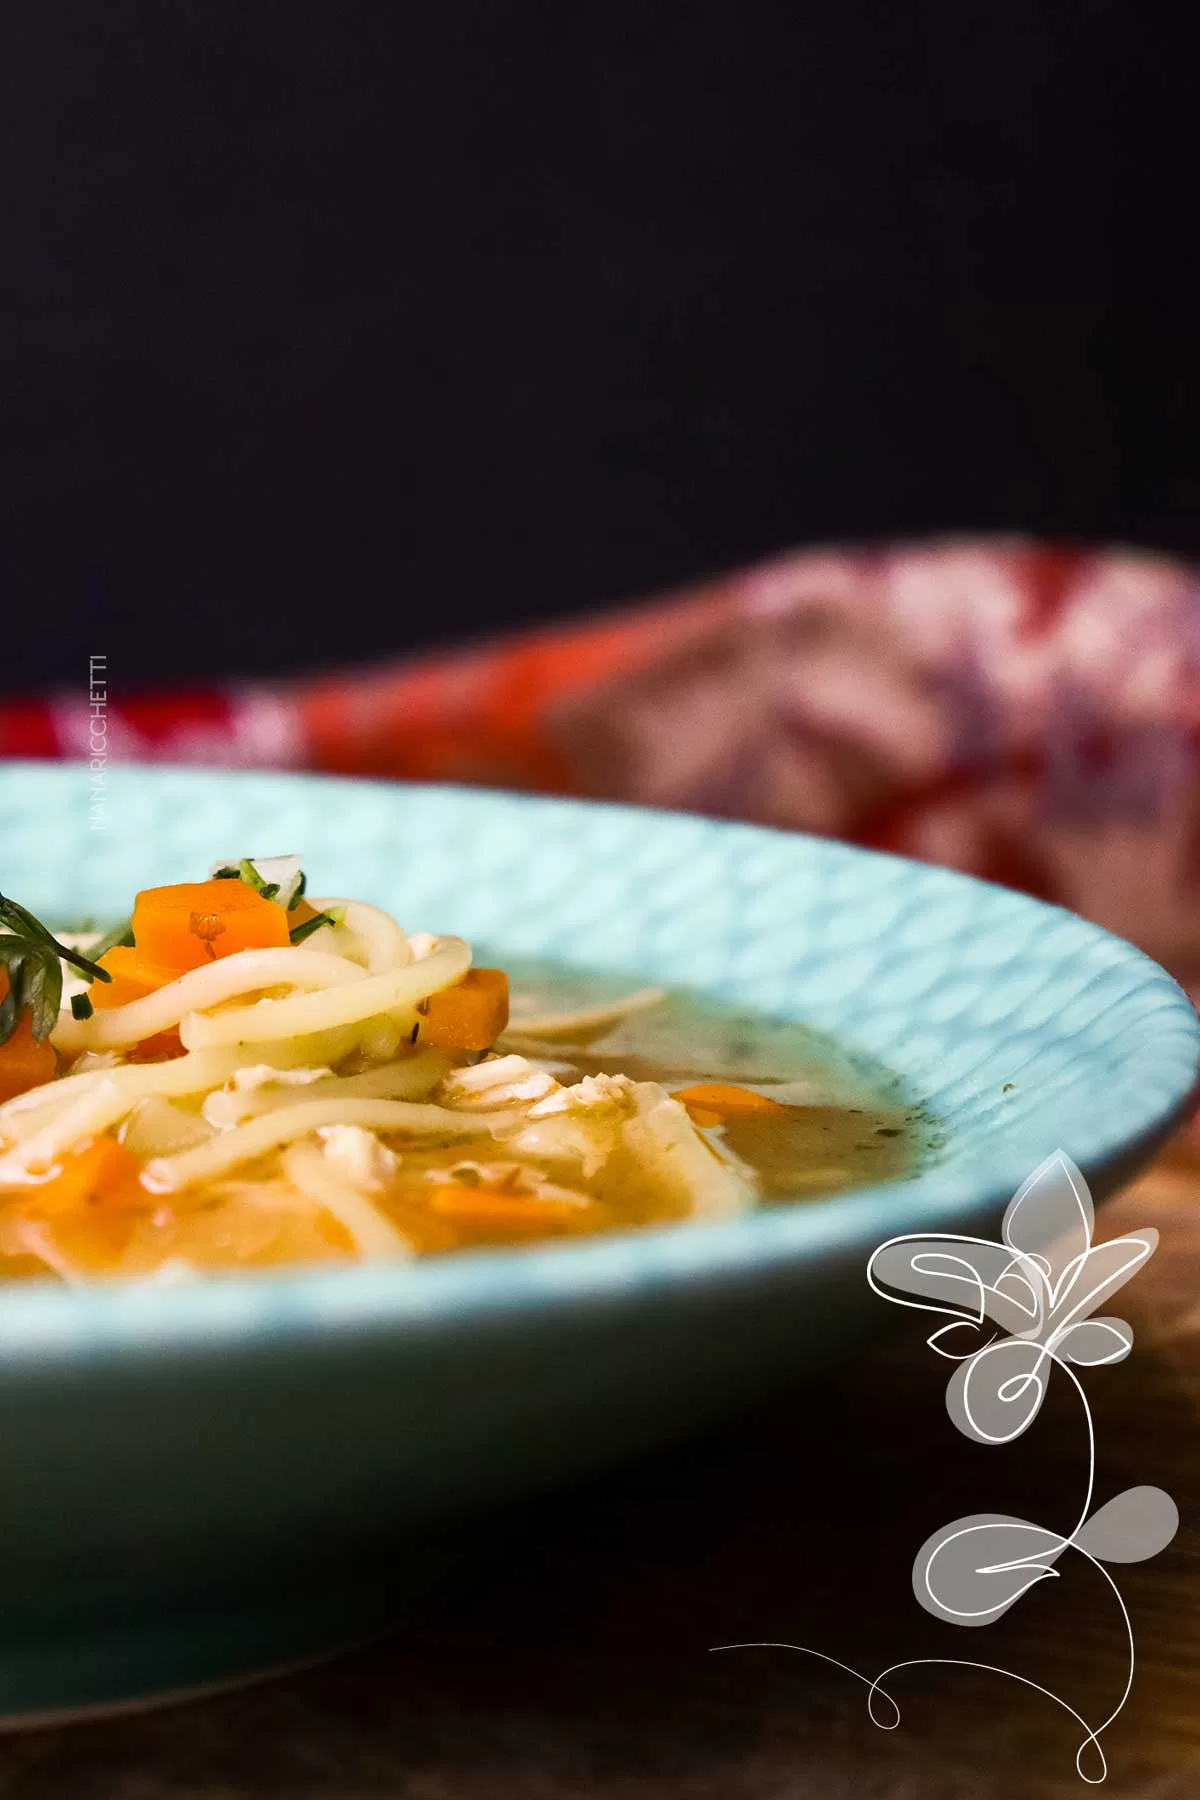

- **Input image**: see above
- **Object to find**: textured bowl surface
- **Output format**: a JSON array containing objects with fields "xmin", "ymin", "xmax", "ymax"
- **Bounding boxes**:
[{"xmin": 0, "ymin": 761, "xmax": 1197, "ymax": 1721}]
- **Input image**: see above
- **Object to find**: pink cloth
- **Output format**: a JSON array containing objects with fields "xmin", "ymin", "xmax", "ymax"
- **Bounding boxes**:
[{"xmin": 4, "ymin": 536, "xmax": 1199, "ymax": 991}]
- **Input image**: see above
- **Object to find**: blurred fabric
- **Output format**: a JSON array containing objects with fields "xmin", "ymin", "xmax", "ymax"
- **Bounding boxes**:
[{"xmin": 5, "ymin": 537, "xmax": 1200, "ymax": 1000}]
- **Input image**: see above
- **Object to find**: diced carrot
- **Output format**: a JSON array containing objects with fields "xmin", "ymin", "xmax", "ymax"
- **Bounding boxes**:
[
  {"xmin": 87, "ymin": 950, "xmax": 186, "ymax": 1059},
  {"xmin": 124, "ymin": 1029, "xmax": 185, "ymax": 1063},
  {"xmin": 90, "ymin": 945, "xmax": 183, "ymax": 1009},
  {"xmin": 132, "ymin": 879, "xmax": 291, "ymax": 973},
  {"xmin": 427, "ymin": 1183, "xmax": 590, "ymax": 1230},
  {"xmin": 0, "ymin": 970, "xmax": 58, "ymax": 1102},
  {"xmin": 422, "ymin": 968, "xmax": 510, "ymax": 1051},
  {"xmin": 385, "ymin": 1201, "xmax": 463, "ymax": 1254},
  {"xmin": 35, "ymin": 1207, "xmax": 139, "ymax": 1272},
  {"xmin": 32, "ymin": 1136, "xmax": 146, "ymax": 1215},
  {"xmin": 673, "ymin": 1083, "xmax": 791, "ymax": 1126}
]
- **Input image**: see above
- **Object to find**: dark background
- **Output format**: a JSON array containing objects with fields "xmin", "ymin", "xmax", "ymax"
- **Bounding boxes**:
[{"xmin": 2, "ymin": 3, "xmax": 1195, "ymax": 694}]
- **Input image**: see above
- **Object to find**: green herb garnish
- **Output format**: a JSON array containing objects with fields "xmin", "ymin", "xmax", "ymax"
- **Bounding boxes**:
[
  {"xmin": 211, "ymin": 856, "xmax": 306, "ymax": 912},
  {"xmin": 216, "ymin": 859, "xmax": 340, "ymax": 944},
  {"xmin": 0, "ymin": 893, "xmax": 113, "ymax": 1046},
  {"xmin": 84, "ymin": 918, "xmax": 135, "ymax": 962},
  {"xmin": 70, "ymin": 992, "xmax": 95, "ymax": 1021},
  {"xmin": 289, "ymin": 910, "xmax": 338, "ymax": 945}
]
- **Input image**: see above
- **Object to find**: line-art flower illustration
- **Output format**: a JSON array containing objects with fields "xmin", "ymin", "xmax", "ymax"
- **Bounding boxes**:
[
  {"xmin": 868, "ymin": 1149, "xmax": 1155, "ymax": 1449},
  {"xmin": 713, "ymin": 1151, "xmax": 1177, "ymax": 1784}
]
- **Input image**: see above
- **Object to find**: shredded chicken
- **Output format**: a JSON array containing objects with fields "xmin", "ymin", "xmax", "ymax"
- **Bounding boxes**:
[
  {"xmin": 317, "ymin": 1124, "xmax": 398, "ymax": 1191},
  {"xmin": 439, "ymin": 1054, "xmax": 560, "ymax": 1111}
]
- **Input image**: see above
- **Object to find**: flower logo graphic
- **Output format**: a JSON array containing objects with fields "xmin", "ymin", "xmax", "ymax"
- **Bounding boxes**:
[
  {"xmin": 714, "ymin": 1151, "xmax": 1178, "ymax": 1784},
  {"xmin": 868, "ymin": 1149, "xmax": 1154, "ymax": 1449}
]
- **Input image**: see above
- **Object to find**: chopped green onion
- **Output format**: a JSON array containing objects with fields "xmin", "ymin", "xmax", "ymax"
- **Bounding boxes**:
[
  {"xmin": 83, "ymin": 919, "xmax": 134, "ymax": 965},
  {"xmin": 210, "ymin": 857, "xmax": 306, "ymax": 911},
  {"xmin": 289, "ymin": 910, "xmax": 338, "ymax": 946},
  {"xmin": 70, "ymin": 992, "xmax": 95, "ymax": 1021}
]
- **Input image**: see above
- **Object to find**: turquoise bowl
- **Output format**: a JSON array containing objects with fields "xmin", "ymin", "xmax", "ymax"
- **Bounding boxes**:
[{"xmin": 1, "ymin": 761, "xmax": 1197, "ymax": 1722}]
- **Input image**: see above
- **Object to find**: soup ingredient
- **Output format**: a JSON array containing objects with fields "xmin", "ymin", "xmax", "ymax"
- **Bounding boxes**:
[
  {"xmin": 289, "ymin": 907, "xmax": 339, "ymax": 944},
  {"xmin": 84, "ymin": 919, "xmax": 135, "ymax": 961},
  {"xmin": 0, "ymin": 978, "xmax": 58, "ymax": 1101},
  {"xmin": 499, "ymin": 1073, "xmax": 755, "ymax": 1222},
  {"xmin": 0, "ymin": 893, "xmax": 113, "ymax": 1046},
  {"xmin": 125, "ymin": 1030, "xmax": 187, "ymax": 1063},
  {"xmin": 56, "ymin": 946, "xmax": 369, "ymax": 1057},
  {"xmin": 209, "ymin": 856, "xmax": 336, "ymax": 944},
  {"xmin": 132, "ymin": 880, "xmax": 292, "ymax": 973},
  {"xmin": 34, "ymin": 1135, "xmax": 145, "ymax": 1213},
  {"xmin": 91, "ymin": 946, "xmax": 189, "ymax": 1009},
  {"xmin": 423, "ymin": 968, "xmax": 510, "ymax": 1050},
  {"xmin": 141, "ymin": 1094, "xmax": 511, "ymax": 1193},
  {"xmin": 502, "ymin": 986, "xmax": 665, "ymax": 1046},
  {"xmin": 673, "ymin": 1083, "xmax": 791, "ymax": 1126},
  {"xmin": 438, "ymin": 1054, "xmax": 557, "ymax": 1110},
  {"xmin": 121, "ymin": 1096, "xmax": 215, "ymax": 1157},
  {"xmin": 178, "ymin": 936, "xmax": 470, "ymax": 1050},
  {"xmin": 282, "ymin": 1139, "xmax": 411, "ymax": 1260},
  {"xmin": 211, "ymin": 854, "xmax": 307, "ymax": 910},
  {"xmin": 426, "ymin": 1183, "xmax": 594, "ymax": 1232},
  {"xmin": 87, "ymin": 944, "xmax": 213, "ymax": 1064}
]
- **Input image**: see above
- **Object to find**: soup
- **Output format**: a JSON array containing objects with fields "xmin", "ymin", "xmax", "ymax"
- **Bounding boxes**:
[
  {"xmin": 502, "ymin": 960, "xmax": 917, "ymax": 1197},
  {"xmin": 0, "ymin": 861, "xmax": 919, "ymax": 1283}
]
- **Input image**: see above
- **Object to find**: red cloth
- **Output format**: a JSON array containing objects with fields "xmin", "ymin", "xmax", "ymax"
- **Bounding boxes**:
[{"xmin": 5, "ymin": 536, "xmax": 1199, "ymax": 989}]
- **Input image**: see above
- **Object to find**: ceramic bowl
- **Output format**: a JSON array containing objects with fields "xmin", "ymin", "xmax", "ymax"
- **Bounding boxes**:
[{"xmin": 1, "ymin": 762, "xmax": 1197, "ymax": 1722}]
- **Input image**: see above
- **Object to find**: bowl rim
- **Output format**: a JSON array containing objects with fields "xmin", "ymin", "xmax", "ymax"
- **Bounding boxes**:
[{"xmin": 1, "ymin": 760, "xmax": 1197, "ymax": 1363}]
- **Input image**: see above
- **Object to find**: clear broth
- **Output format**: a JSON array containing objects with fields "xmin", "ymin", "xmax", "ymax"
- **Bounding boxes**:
[{"xmin": 503, "ymin": 960, "xmax": 922, "ymax": 1202}]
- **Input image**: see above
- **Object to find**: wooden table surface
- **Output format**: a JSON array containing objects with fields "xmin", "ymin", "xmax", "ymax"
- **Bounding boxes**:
[{"xmin": 1, "ymin": 1141, "xmax": 1197, "ymax": 1800}]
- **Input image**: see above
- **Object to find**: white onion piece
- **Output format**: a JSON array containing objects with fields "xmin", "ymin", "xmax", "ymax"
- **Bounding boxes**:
[{"xmin": 121, "ymin": 1097, "xmax": 215, "ymax": 1158}]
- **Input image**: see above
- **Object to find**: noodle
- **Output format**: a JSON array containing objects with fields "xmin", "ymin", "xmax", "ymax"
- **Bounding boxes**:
[
  {"xmin": 0, "ymin": 1079, "xmax": 129, "ymax": 1181},
  {"xmin": 179, "ymin": 936, "xmax": 471, "ymax": 1050},
  {"xmin": 200, "ymin": 1050, "xmax": 450, "ymax": 1127},
  {"xmin": 501, "ymin": 987, "xmax": 666, "ymax": 1045},
  {"xmin": 309, "ymin": 899, "xmax": 411, "ymax": 975},
  {"xmin": 53, "ymin": 947, "xmax": 369, "ymax": 1053},
  {"xmin": 282, "ymin": 1141, "xmax": 412, "ymax": 1259},
  {"xmin": 142, "ymin": 1094, "xmax": 510, "ymax": 1192},
  {"xmin": 0, "ymin": 1044, "xmax": 339, "ymax": 1147}
]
